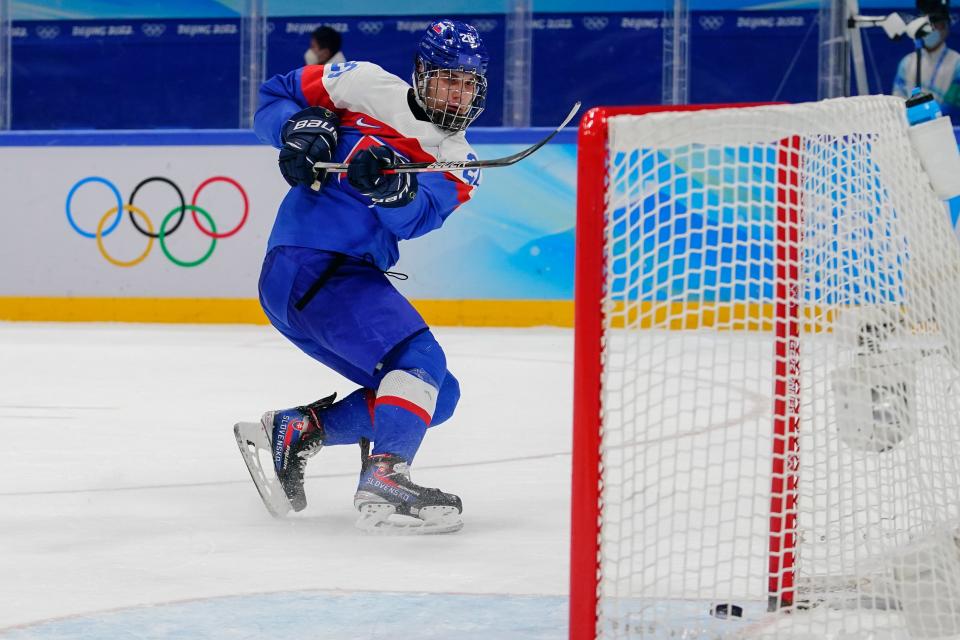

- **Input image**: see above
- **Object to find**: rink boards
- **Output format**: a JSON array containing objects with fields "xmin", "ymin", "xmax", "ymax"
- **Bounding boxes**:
[
  {"xmin": 3, "ymin": 127, "xmax": 960, "ymax": 326},
  {"xmin": 0, "ymin": 130, "xmax": 577, "ymax": 326}
]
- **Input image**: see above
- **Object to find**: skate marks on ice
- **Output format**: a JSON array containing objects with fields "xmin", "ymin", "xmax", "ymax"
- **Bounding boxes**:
[
  {"xmin": 0, "ymin": 591, "xmax": 567, "ymax": 640},
  {"xmin": 0, "ymin": 403, "xmax": 117, "ymax": 421},
  {"xmin": 0, "ymin": 325, "xmax": 575, "ymax": 635},
  {"xmin": 0, "ymin": 448, "xmax": 572, "ymax": 498}
]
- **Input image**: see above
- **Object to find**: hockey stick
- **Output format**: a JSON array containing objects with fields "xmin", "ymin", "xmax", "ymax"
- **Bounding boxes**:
[{"xmin": 311, "ymin": 101, "xmax": 581, "ymax": 182}]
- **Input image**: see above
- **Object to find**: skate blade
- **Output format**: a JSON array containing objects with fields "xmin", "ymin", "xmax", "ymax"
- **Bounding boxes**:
[
  {"xmin": 234, "ymin": 421, "xmax": 293, "ymax": 519},
  {"xmin": 354, "ymin": 503, "xmax": 463, "ymax": 535}
]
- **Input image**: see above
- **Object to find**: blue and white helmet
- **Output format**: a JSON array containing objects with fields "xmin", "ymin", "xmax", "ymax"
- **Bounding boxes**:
[{"xmin": 413, "ymin": 19, "xmax": 490, "ymax": 132}]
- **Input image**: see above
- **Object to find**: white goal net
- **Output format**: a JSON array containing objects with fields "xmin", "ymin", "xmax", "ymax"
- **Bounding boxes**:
[{"xmin": 574, "ymin": 96, "xmax": 960, "ymax": 639}]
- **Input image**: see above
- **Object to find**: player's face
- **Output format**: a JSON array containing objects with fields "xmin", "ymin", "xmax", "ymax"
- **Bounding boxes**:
[{"xmin": 424, "ymin": 70, "xmax": 478, "ymax": 116}]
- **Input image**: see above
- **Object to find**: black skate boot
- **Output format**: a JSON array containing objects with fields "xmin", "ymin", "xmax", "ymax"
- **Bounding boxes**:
[
  {"xmin": 234, "ymin": 394, "xmax": 335, "ymax": 517},
  {"xmin": 353, "ymin": 453, "xmax": 463, "ymax": 534},
  {"xmin": 266, "ymin": 394, "xmax": 336, "ymax": 511}
]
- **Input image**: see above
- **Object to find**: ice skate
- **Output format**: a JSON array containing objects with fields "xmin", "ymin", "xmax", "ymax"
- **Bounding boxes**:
[
  {"xmin": 353, "ymin": 453, "xmax": 463, "ymax": 534},
  {"xmin": 234, "ymin": 394, "xmax": 334, "ymax": 517}
]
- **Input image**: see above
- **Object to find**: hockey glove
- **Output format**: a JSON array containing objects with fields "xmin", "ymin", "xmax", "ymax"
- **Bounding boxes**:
[
  {"xmin": 279, "ymin": 106, "xmax": 340, "ymax": 189},
  {"xmin": 347, "ymin": 145, "xmax": 418, "ymax": 208}
]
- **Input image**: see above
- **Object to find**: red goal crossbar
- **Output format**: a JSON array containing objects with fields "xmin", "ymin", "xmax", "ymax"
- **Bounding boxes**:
[{"xmin": 570, "ymin": 103, "xmax": 792, "ymax": 640}]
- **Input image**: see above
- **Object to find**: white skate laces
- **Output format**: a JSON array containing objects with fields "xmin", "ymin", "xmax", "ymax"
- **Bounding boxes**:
[{"xmin": 296, "ymin": 437, "xmax": 325, "ymax": 460}]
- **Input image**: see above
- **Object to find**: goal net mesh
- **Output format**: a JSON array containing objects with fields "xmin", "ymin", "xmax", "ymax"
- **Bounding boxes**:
[{"xmin": 596, "ymin": 96, "xmax": 960, "ymax": 638}]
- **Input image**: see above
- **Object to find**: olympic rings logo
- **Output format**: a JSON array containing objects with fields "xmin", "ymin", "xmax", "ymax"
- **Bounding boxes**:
[
  {"xmin": 357, "ymin": 21, "xmax": 384, "ymax": 35},
  {"xmin": 699, "ymin": 16, "xmax": 725, "ymax": 30},
  {"xmin": 141, "ymin": 23, "xmax": 167, "ymax": 37},
  {"xmin": 65, "ymin": 175, "xmax": 249, "ymax": 268},
  {"xmin": 472, "ymin": 19, "xmax": 498, "ymax": 33},
  {"xmin": 582, "ymin": 16, "xmax": 609, "ymax": 31},
  {"xmin": 36, "ymin": 25, "xmax": 60, "ymax": 40}
]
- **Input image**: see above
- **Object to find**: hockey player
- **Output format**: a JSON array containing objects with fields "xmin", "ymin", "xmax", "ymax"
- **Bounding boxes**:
[{"xmin": 236, "ymin": 19, "xmax": 488, "ymax": 534}]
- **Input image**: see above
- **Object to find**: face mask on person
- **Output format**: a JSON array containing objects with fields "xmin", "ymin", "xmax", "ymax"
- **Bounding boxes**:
[
  {"xmin": 923, "ymin": 23, "xmax": 947, "ymax": 49},
  {"xmin": 304, "ymin": 48, "xmax": 320, "ymax": 65}
]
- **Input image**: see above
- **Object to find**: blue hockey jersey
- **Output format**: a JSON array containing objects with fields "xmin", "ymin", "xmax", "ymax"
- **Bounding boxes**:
[{"xmin": 254, "ymin": 62, "xmax": 482, "ymax": 271}]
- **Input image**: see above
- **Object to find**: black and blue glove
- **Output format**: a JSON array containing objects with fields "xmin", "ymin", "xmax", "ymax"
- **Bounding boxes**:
[
  {"xmin": 279, "ymin": 106, "xmax": 340, "ymax": 189},
  {"xmin": 347, "ymin": 145, "xmax": 418, "ymax": 208}
]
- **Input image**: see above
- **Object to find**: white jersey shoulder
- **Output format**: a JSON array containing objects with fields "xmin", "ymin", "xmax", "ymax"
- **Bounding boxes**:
[
  {"xmin": 321, "ymin": 61, "xmax": 406, "ymax": 113},
  {"xmin": 321, "ymin": 61, "xmax": 477, "ymax": 166}
]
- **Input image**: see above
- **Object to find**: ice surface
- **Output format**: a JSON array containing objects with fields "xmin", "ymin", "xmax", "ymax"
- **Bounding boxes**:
[
  {"xmin": 0, "ymin": 323, "xmax": 573, "ymax": 638},
  {"xmin": 0, "ymin": 592, "xmax": 569, "ymax": 639}
]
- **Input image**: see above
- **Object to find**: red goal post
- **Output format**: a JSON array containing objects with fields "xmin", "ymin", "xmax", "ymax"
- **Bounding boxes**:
[
  {"xmin": 570, "ymin": 96, "xmax": 960, "ymax": 640},
  {"xmin": 563, "ymin": 95, "xmax": 960, "ymax": 640},
  {"xmin": 571, "ymin": 103, "xmax": 780, "ymax": 639}
]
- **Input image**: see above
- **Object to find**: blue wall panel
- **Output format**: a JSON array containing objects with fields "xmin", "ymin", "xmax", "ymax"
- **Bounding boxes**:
[
  {"xmin": 531, "ymin": 15, "xmax": 663, "ymax": 125},
  {"xmin": 12, "ymin": 19, "xmax": 241, "ymax": 129},
  {"xmin": 8, "ymin": 8, "xmax": 960, "ymax": 129}
]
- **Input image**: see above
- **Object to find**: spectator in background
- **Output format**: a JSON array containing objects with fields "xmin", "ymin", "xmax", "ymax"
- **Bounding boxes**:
[
  {"xmin": 305, "ymin": 26, "xmax": 345, "ymax": 66},
  {"xmin": 893, "ymin": 10, "xmax": 960, "ymax": 119}
]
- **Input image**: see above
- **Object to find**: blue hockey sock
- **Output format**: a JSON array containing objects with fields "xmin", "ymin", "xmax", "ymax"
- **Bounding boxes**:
[
  {"xmin": 371, "ymin": 368, "xmax": 438, "ymax": 463},
  {"xmin": 315, "ymin": 388, "xmax": 374, "ymax": 446},
  {"xmin": 372, "ymin": 405, "xmax": 428, "ymax": 462}
]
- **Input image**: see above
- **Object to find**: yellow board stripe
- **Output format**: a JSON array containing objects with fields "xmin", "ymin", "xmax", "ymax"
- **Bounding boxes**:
[
  {"xmin": 411, "ymin": 299, "xmax": 574, "ymax": 327},
  {"xmin": 0, "ymin": 297, "xmax": 576, "ymax": 327},
  {"xmin": 0, "ymin": 297, "xmax": 270, "ymax": 324},
  {"xmin": 0, "ymin": 297, "xmax": 834, "ymax": 330},
  {"xmin": 608, "ymin": 301, "xmax": 832, "ymax": 332}
]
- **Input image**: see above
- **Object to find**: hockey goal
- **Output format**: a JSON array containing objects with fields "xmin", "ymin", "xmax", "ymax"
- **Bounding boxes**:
[{"xmin": 571, "ymin": 97, "xmax": 960, "ymax": 639}]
